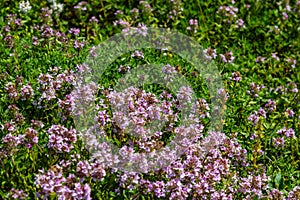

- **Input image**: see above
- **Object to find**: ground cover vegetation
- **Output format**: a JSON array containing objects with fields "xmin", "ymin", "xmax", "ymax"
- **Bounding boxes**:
[{"xmin": 0, "ymin": 0, "xmax": 299, "ymax": 199}]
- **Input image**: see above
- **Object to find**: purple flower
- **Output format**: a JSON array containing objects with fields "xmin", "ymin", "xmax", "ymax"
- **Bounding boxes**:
[
  {"xmin": 271, "ymin": 53, "xmax": 280, "ymax": 61},
  {"xmin": 286, "ymin": 58, "xmax": 296, "ymax": 68},
  {"xmin": 24, "ymin": 127, "xmax": 38, "ymax": 148},
  {"xmin": 287, "ymin": 82, "xmax": 298, "ymax": 93},
  {"xmin": 94, "ymin": 110, "xmax": 111, "ymax": 126},
  {"xmin": 273, "ymin": 137, "xmax": 285, "ymax": 148},
  {"xmin": 4, "ymin": 121, "xmax": 17, "ymax": 133},
  {"xmin": 285, "ymin": 128, "xmax": 295, "ymax": 138},
  {"xmin": 257, "ymin": 107, "xmax": 266, "ymax": 118},
  {"xmin": 277, "ymin": 127, "xmax": 295, "ymax": 138},
  {"xmin": 89, "ymin": 16, "xmax": 99, "ymax": 23},
  {"xmin": 139, "ymin": 1, "xmax": 152, "ymax": 14},
  {"xmin": 32, "ymin": 36, "xmax": 38, "ymax": 45},
  {"xmin": 235, "ymin": 19, "xmax": 245, "ymax": 29},
  {"xmin": 8, "ymin": 188, "xmax": 28, "ymax": 199},
  {"xmin": 282, "ymin": 12, "xmax": 288, "ymax": 20},
  {"xmin": 30, "ymin": 120, "xmax": 44, "ymax": 128},
  {"xmin": 218, "ymin": 88, "xmax": 229, "ymax": 100},
  {"xmin": 162, "ymin": 63, "xmax": 176, "ymax": 82},
  {"xmin": 136, "ymin": 23, "xmax": 148, "ymax": 36},
  {"xmin": 277, "ymin": 126, "xmax": 287, "ymax": 135},
  {"xmin": 58, "ymin": 94, "xmax": 75, "ymax": 120},
  {"xmin": 40, "ymin": 26, "xmax": 54, "ymax": 38},
  {"xmin": 118, "ymin": 65, "xmax": 131, "ymax": 73},
  {"xmin": 76, "ymin": 160, "xmax": 91, "ymax": 178},
  {"xmin": 2, "ymin": 132, "xmax": 24, "ymax": 147},
  {"xmin": 114, "ymin": 10, "xmax": 124, "ymax": 17},
  {"xmin": 230, "ymin": 71, "xmax": 242, "ymax": 82},
  {"xmin": 131, "ymin": 50, "xmax": 144, "ymax": 58},
  {"xmin": 248, "ymin": 108, "xmax": 266, "ymax": 126},
  {"xmin": 130, "ymin": 8, "xmax": 139, "ymax": 19},
  {"xmin": 113, "ymin": 19, "xmax": 130, "ymax": 28},
  {"xmin": 35, "ymin": 164, "xmax": 92, "ymax": 199},
  {"xmin": 269, "ymin": 26, "xmax": 280, "ymax": 34},
  {"xmin": 20, "ymin": 84, "xmax": 34, "ymax": 101},
  {"xmin": 38, "ymin": 73, "xmax": 52, "ymax": 85},
  {"xmin": 265, "ymin": 99, "xmax": 276, "ymax": 112},
  {"xmin": 73, "ymin": 40, "xmax": 85, "ymax": 49},
  {"xmin": 256, "ymin": 56, "xmax": 266, "ymax": 63},
  {"xmin": 285, "ymin": 108, "xmax": 294, "ymax": 117},
  {"xmin": 288, "ymin": 186, "xmax": 300, "ymax": 200},
  {"xmin": 217, "ymin": 5, "xmax": 238, "ymax": 24},
  {"xmin": 187, "ymin": 19, "xmax": 198, "ymax": 33},
  {"xmin": 220, "ymin": 51, "xmax": 235, "ymax": 63},
  {"xmin": 267, "ymin": 188, "xmax": 284, "ymax": 199},
  {"xmin": 250, "ymin": 133, "xmax": 257, "ymax": 140},
  {"xmin": 74, "ymin": 1, "xmax": 88, "ymax": 11},
  {"xmin": 177, "ymin": 86, "xmax": 193, "ymax": 103},
  {"xmin": 4, "ymin": 35, "xmax": 14, "ymax": 48},
  {"xmin": 8, "ymin": 104, "xmax": 19, "ymax": 116},
  {"xmin": 76, "ymin": 63, "xmax": 91, "ymax": 74},
  {"xmin": 3, "ymin": 25, "xmax": 10, "ymax": 32},
  {"xmin": 204, "ymin": 48, "xmax": 217, "ymax": 60},
  {"xmin": 90, "ymin": 161, "xmax": 107, "ymax": 181},
  {"xmin": 5, "ymin": 82, "xmax": 18, "ymax": 101},
  {"xmin": 248, "ymin": 112, "xmax": 259, "ymax": 125},
  {"xmin": 247, "ymin": 82, "xmax": 265, "ymax": 98},
  {"xmin": 47, "ymin": 125, "xmax": 77, "ymax": 153},
  {"xmin": 68, "ymin": 28, "xmax": 80, "ymax": 36}
]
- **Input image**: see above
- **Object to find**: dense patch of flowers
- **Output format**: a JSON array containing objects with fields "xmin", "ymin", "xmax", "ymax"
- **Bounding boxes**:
[{"xmin": 0, "ymin": 0, "xmax": 299, "ymax": 199}]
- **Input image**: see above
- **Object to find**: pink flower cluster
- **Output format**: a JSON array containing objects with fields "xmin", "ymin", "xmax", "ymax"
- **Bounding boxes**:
[
  {"xmin": 106, "ymin": 86, "xmax": 178, "ymax": 139},
  {"xmin": 230, "ymin": 71, "xmax": 242, "ymax": 82},
  {"xmin": 24, "ymin": 127, "xmax": 39, "ymax": 148},
  {"xmin": 34, "ymin": 67, "xmax": 77, "ymax": 109},
  {"xmin": 35, "ymin": 164, "xmax": 92, "ymax": 200},
  {"xmin": 247, "ymin": 82, "xmax": 265, "ymax": 98},
  {"xmin": 47, "ymin": 125, "xmax": 77, "ymax": 153},
  {"xmin": 248, "ymin": 107, "xmax": 267, "ymax": 126},
  {"xmin": 162, "ymin": 63, "xmax": 177, "ymax": 82},
  {"xmin": 187, "ymin": 19, "xmax": 198, "ymax": 33},
  {"xmin": 217, "ymin": 5, "xmax": 238, "ymax": 23},
  {"xmin": 220, "ymin": 51, "xmax": 235, "ymax": 64},
  {"xmin": 7, "ymin": 188, "xmax": 28, "ymax": 199},
  {"xmin": 112, "ymin": 132, "xmax": 279, "ymax": 199},
  {"xmin": 203, "ymin": 48, "xmax": 217, "ymax": 60},
  {"xmin": 264, "ymin": 99, "xmax": 276, "ymax": 112},
  {"xmin": 277, "ymin": 127, "xmax": 295, "ymax": 138},
  {"xmin": 58, "ymin": 94, "xmax": 75, "ymax": 121}
]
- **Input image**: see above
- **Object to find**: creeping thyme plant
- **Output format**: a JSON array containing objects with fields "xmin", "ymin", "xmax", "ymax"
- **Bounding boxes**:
[{"xmin": 0, "ymin": 0, "xmax": 299, "ymax": 199}]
